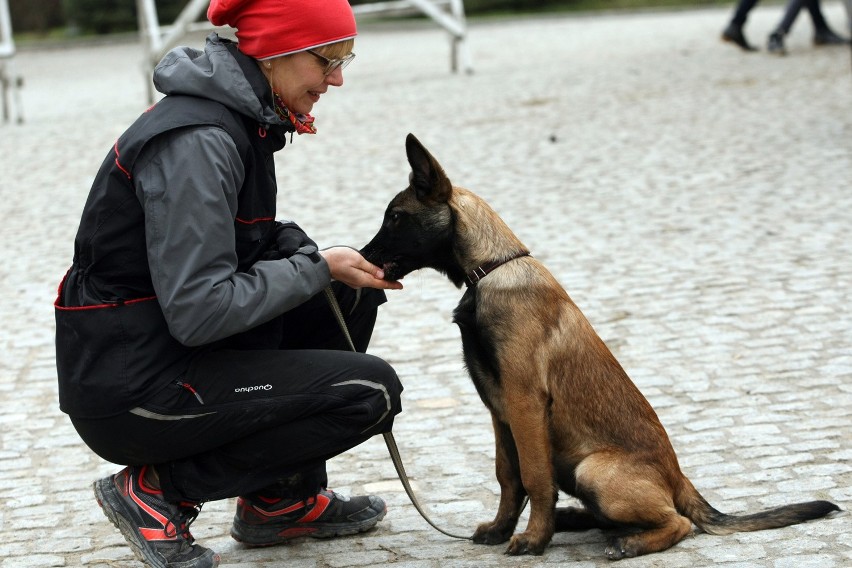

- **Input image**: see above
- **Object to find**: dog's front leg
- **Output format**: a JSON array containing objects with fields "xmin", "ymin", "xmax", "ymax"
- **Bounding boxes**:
[
  {"xmin": 503, "ymin": 393, "xmax": 556, "ymax": 555},
  {"xmin": 472, "ymin": 415, "xmax": 526, "ymax": 545}
]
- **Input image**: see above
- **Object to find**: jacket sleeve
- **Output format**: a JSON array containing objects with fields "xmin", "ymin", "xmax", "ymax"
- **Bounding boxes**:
[{"xmin": 133, "ymin": 126, "xmax": 331, "ymax": 346}]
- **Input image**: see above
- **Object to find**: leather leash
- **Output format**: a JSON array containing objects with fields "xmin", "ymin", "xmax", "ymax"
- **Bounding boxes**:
[{"xmin": 323, "ymin": 286, "xmax": 472, "ymax": 540}]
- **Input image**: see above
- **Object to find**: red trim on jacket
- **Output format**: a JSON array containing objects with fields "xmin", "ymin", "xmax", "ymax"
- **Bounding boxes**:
[
  {"xmin": 114, "ymin": 140, "xmax": 132, "ymax": 180},
  {"xmin": 236, "ymin": 216, "xmax": 275, "ymax": 225},
  {"xmin": 54, "ymin": 270, "xmax": 158, "ymax": 311}
]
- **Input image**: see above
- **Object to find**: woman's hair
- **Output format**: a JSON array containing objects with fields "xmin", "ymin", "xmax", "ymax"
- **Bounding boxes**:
[{"xmin": 313, "ymin": 39, "xmax": 355, "ymax": 60}]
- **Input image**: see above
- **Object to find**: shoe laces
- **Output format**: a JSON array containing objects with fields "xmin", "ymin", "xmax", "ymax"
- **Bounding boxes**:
[{"xmin": 164, "ymin": 502, "xmax": 204, "ymax": 542}]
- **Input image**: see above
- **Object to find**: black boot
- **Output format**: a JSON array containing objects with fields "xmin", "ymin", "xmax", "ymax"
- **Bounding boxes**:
[
  {"xmin": 722, "ymin": 23, "xmax": 758, "ymax": 51},
  {"xmin": 767, "ymin": 31, "xmax": 787, "ymax": 55},
  {"xmin": 813, "ymin": 28, "xmax": 851, "ymax": 46}
]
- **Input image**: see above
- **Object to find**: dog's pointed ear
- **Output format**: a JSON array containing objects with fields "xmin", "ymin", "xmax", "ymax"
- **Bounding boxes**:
[{"xmin": 406, "ymin": 133, "xmax": 452, "ymax": 204}]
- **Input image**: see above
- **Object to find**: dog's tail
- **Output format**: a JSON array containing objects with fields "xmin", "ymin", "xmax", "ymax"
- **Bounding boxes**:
[{"xmin": 677, "ymin": 478, "xmax": 840, "ymax": 535}]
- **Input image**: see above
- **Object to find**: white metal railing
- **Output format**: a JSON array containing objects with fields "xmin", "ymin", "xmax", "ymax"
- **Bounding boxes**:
[
  {"xmin": 135, "ymin": 0, "xmax": 472, "ymax": 103},
  {"xmin": 0, "ymin": 0, "xmax": 24, "ymax": 124}
]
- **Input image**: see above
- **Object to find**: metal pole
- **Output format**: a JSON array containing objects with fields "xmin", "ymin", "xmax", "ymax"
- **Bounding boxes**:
[
  {"xmin": 448, "ymin": 0, "xmax": 473, "ymax": 74},
  {"xmin": 135, "ymin": 0, "xmax": 161, "ymax": 104},
  {"xmin": 0, "ymin": 0, "xmax": 23, "ymax": 123},
  {"xmin": 0, "ymin": 0, "xmax": 13, "ymax": 58},
  {"xmin": 158, "ymin": 0, "xmax": 211, "ymax": 55}
]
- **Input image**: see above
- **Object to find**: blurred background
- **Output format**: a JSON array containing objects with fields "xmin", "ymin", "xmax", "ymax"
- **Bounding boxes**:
[{"xmin": 10, "ymin": 0, "xmax": 735, "ymax": 39}]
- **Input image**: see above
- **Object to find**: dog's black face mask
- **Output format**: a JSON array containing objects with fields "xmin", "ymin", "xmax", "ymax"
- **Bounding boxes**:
[
  {"xmin": 361, "ymin": 192, "xmax": 456, "ymax": 282},
  {"xmin": 361, "ymin": 134, "xmax": 466, "ymax": 287}
]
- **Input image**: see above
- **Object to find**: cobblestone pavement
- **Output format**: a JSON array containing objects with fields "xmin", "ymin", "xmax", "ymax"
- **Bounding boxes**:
[{"xmin": 1, "ymin": 5, "xmax": 851, "ymax": 568}]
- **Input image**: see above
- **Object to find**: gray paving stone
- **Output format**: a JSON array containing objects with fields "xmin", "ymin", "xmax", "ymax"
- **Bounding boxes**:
[{"xmin": 1, "ymin": 4, "xmax": 850, "ymax": 567}]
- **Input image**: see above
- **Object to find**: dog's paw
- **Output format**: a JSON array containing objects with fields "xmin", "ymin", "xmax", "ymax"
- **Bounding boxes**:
[
  {"xmin": 471, "ymin": 522, "xmax": 512, "ymax": 545},
  {"xmin": 504, "ymin": 532, "xmax": 547, "ymax": 556},
  {"xmin": 604, "ymin": 536, "xmax": 638, "ymax": 560}
]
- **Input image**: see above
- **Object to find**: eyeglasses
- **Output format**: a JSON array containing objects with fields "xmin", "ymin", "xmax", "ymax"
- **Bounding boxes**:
[{"xmin": 306, "ymin": 49, "xmax": 355, "ymax": 76}]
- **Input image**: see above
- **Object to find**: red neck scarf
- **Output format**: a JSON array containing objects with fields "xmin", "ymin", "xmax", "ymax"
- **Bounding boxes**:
[{"xmin": 273, "ymin": 93, "xmax": 316, "ymax": 135}]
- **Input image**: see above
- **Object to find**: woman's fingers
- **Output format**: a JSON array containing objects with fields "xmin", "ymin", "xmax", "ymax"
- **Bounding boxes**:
[{"xmin": 320, "ymin": 247, "xmax": 403, "ymax": 290}]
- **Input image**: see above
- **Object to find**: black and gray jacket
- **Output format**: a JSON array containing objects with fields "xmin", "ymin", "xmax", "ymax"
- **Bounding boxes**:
[{"xmin": 55, "ymin": 34, "xmax": 330, "ymax": 418}]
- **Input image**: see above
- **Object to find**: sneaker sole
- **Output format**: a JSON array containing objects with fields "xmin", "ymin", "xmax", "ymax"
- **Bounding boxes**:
[
  {"xmin": 230, "ymin": 505, "xmax": 387, "ymax": 547},
  {"xmin": 93, "ymin": 478, "xmax": 220, "ymax": 568}
]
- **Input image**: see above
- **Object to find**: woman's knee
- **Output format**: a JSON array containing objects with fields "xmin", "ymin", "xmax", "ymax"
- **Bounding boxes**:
[
  {"xmin": 335, "ymin": 354, "xmax": 403, "ymax": 427},
  {"xmin": 358, "ymin": 354, "xmax": 403, "ymax": 401},
  {"xmin": 370, "ymin": 353, "xmax": 402, "ymax": 391}
]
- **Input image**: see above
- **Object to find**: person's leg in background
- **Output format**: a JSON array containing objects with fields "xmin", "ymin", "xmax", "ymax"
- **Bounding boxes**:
[
  {"xmin": 768, "ymin": 0, "xmax": 851, "ymax": 54},
  {"xmin": 722, "ymin": 0, "xmax": 761, "ymax": 51},
  {"xmin": 845, "ymin": 0, "xmax": 852, "ymax": 35},
  {"xmin": 805, "ymin": 0, "xmax": 851, "ymax": 44}
]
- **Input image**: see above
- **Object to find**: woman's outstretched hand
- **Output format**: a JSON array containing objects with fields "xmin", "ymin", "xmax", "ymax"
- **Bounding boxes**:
[{"xmin": 320, "ymin": 247, "xmax": 403, "ymax": 290}]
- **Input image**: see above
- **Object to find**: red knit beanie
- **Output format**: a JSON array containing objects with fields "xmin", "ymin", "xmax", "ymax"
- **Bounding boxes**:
[{"xmin": 208, "ymin": 0, "xmax": 357, "ymax": 60}]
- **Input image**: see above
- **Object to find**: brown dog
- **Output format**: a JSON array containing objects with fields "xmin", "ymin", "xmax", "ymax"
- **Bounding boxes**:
[{"xmin": 361, "ymin": 134, "xmax": 840, "ymax": 559}]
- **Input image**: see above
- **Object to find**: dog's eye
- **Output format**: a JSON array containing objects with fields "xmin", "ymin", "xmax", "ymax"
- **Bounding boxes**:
[{"xmin": 389, "ymin": 212, "xmax": 402, "ymax": 223}]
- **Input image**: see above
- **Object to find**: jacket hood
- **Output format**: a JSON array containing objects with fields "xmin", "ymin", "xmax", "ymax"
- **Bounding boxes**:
[{"xmin": 153, "ymin": 33, "xmax": 283, "ymax": 127}]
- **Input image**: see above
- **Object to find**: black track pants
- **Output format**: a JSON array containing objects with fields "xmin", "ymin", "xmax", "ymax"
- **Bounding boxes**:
[{"xmin": 71, "ymin": 285, "xmax": 403, "ymax": 503}]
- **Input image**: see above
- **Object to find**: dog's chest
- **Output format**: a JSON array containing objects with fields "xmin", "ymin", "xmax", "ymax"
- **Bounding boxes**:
[{"xmin": 452, "ymin": 287, "xmax": 504, "ymax": 414}]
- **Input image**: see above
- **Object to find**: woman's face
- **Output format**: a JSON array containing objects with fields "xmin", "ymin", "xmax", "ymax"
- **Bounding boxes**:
[{"xmin": 262, "ymin": 42, "xmax": 353, "ymax": 115}]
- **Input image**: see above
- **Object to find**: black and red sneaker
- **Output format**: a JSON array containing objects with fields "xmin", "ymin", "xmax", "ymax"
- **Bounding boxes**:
[
  {"xmin": 93, "ymin": 466, "xmax": 219, "ymax": 568},
  {"xmin": 230, "ymin": 489, "xmax": 386, "ymax": 546}
]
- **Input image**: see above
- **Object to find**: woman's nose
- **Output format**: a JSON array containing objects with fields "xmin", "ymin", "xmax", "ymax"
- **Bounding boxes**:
[{"xmin": 325, "ymin": 66, "xmax": 344, "ymax": 87}]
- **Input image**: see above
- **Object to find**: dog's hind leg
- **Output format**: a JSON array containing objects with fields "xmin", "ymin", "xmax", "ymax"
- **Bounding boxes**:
[
  {"xmin": 604, "ymin": 515, "xmax": 692, "ymax": 560},
  {"xmin": 472, "ymin": 417, "xmax": 526, "ymax": 545},
  {"xmin": 576, "ymin": 452, "xmax": 693, "ymax": 559}
]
